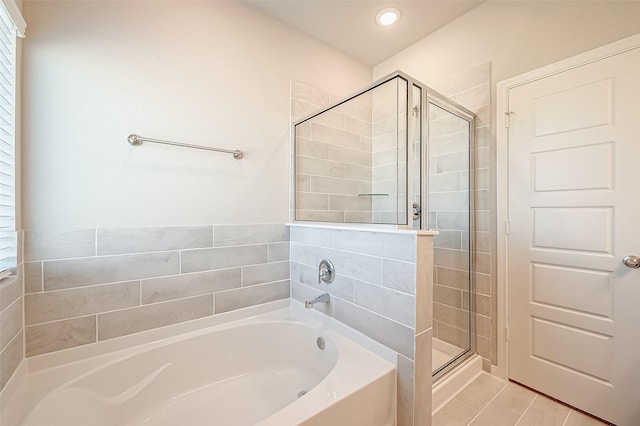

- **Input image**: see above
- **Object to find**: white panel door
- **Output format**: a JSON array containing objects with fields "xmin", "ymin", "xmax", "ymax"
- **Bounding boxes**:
[{"xmin": 507, "ymin": 47, "xmax": 640, "ymax": 425}]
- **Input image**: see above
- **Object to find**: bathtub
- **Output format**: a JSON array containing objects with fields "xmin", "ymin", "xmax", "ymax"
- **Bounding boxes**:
[{"xmin": 4, "ymin": 301, "xmax": 396, "ymax": 426}]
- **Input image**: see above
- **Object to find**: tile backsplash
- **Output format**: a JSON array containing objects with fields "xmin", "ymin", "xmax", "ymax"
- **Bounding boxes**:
[{"xmin": 23, "ymin": 224, "xmax": 290, "ymax": 357}]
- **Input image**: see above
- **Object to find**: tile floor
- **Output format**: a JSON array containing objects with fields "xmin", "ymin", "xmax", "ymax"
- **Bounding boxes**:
[{"xmin": 433, "ymin": 373, "xmax": 611, "ymax": 426}]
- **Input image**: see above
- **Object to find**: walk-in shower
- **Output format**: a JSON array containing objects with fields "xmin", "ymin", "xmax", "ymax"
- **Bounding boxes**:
[{"xmin": 293, "ymin": 71, "xmax": 476, "ymax": 380}]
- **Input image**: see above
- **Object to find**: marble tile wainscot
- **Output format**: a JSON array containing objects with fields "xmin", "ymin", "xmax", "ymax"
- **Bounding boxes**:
[
  {"xmin": 22, "ymin": 224, "xmax": 290, "ymax": 357},
  {"xmin": 289, "ymin": 224, "xmax": 436, "ymax": 426}
]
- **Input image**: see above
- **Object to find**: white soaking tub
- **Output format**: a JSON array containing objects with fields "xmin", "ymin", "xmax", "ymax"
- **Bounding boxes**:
[{"xmin": 5, "ymin": 302, "xmax": 396, "ymax": 426}]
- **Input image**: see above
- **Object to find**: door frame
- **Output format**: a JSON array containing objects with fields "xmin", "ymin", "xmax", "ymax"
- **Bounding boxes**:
[{"xmin": 495, "ymin": 33, "xmax": 640, "ymax": 380}]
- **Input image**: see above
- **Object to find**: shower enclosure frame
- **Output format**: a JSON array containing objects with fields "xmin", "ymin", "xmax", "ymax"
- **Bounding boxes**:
[
  {"xmin": 292, "ymin": 71, "xmax": 476, "ymax": 380},
  {"xmin": 426, "ymin": 90, "xmax": 476, "ymax": 382}
]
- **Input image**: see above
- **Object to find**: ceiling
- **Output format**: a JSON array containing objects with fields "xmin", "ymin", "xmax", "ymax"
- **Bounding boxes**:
[{"xmin": 245, "ymin": 0, "xmax": 484, "ymax": 66}]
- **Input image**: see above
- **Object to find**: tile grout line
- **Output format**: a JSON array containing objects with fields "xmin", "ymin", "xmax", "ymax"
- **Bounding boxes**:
[
  {"xmin": 29, "ymin": 239, "xmax": 289, "ymax": 264},
  {"xmin": 39, "ymin": 260, "xmax": 43, "ymax": 292},
  {"xmin": 39, "ymin": 253, "xmax": 285, "ymax": 294},
  {"xmin": 294, "ymin": 282, "xmax": 415, "ymax": 329},
  {"xmin": 25, "ymin": 291, "xmax": 227, "ymax": 328},
  {"xmin": 28, "ymin": 276, "xmax": 289, "ymax": 338},
  {"xmin": 462, "ymin": 378, "xmax": 509, "ymax": 425},
  {"xmin": 560, "ymin": 409, "xmax": 572, "ymax": 426},
  {"xmin": 514, "ymin": 394, "xmax": 538, "ymax": 426},
  {"xmin": 94, "ymin": 314, "xmax": 99, "ymax": 343}
]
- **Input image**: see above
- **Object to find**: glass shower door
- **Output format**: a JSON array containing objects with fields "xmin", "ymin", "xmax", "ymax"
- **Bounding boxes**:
[{"xmin": 427, "ymin": 100, "xmax": 474, "ymax": 377}]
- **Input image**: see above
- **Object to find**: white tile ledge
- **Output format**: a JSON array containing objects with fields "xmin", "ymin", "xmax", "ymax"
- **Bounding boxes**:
[{"xmin": 288, "ymin": 222, "xmax": 438, "ymax": 236}]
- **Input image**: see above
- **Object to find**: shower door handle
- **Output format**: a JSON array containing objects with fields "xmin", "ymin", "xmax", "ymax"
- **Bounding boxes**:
[
  {"xmin": 412, "ymin": 203, "xmax": 421, "ymax": 220},
  {"xmin": 622, "ymin": 255, "xmax": 640, "ymax": 269}
]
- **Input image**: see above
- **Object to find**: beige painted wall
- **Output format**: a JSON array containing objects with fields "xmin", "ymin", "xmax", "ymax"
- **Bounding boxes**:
[
  {"xmin": 374, "ymin": 1, "xmax": 640, "ymax": 93},
  {"xmin": 22, "ymin": 1, "xmax": 371, "ymax": 230}
]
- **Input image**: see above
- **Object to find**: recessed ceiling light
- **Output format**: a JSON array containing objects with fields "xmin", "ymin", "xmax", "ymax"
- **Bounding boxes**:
[{"xmin": 376, "ymin": 8, "xmax": 401, "ymax": 26}]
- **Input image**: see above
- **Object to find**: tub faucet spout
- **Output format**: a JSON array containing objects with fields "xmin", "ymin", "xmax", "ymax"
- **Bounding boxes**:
[{"xmin": 305, "ymin": 293, "xmax": 330, "ymax": 309}]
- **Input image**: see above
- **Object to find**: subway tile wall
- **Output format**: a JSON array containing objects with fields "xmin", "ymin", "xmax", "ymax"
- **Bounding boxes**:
[
  {"xmin": 22, "ymin": 225, "xmax": 290, "ymax": 357},
  {"xmin": 290, "ymin": 225, "xmax": 433, "ymax": 426},
  {"xmin": 372, "ymin": 78, "xmax": 407, "ymax": 224},
  {"xmin": 429, "ymin": 63, "xmax": 493, "ymax": 370},
  {"xmin": 0, "ymin": 231, "xmax": 24, "ymax": 392},
  {"xmin": 372, "ymin": 78, "xmax": 408, "ymax": 224},
  {"xmin": 291, "ymin": 81, "xmax": 374, "ymax": 223}
]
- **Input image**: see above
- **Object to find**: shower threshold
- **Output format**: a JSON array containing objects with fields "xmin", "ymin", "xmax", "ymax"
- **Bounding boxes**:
[{"xmin": 432, "ymin": 355, "xmax": 483, "ymax": 414}]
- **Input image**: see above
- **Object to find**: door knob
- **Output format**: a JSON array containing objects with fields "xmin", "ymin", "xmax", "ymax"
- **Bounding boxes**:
[{"xmin": 622, "ymin": 255, "xmax": 640, "ymax": 269}]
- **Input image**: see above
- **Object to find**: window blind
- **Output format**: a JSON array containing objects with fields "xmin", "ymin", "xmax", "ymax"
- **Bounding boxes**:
[{"xmin": 0, "ymin": 3, "xmax": 18, "ymax": 274}]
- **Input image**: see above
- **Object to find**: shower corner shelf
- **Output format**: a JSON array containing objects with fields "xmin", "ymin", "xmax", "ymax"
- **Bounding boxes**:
[{"xmin": 357, "ymin": 193, "xmax": 390, "ymax": 197}]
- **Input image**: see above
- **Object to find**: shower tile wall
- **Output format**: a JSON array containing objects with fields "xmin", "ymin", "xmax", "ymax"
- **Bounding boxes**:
[
  {"xmin": 0, "ymin": 232, "xmax": 24, "ymax": 392},
  {"xmin": 429, "ymin": 63, "xmax": 492, "ymax": 369},
  {"xmin": 289, "ymin": 225, "xmax": 434, "ymax": 426},
  {"xmin": 22, "ymin": 224, "xmax": 290, "ymax": 357},
  {"xmin": 291, "ymin": 81, "xmax": 374, "ymax": 223},
  {"xmin": 372, "ymin": 80, "xmax": 407, "ymax": 224}
]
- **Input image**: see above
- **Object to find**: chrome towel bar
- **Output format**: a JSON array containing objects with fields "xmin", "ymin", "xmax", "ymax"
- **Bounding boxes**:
[{"xmin": 127, "ymin": 134, "xmax": 243, "ymax": 159}]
